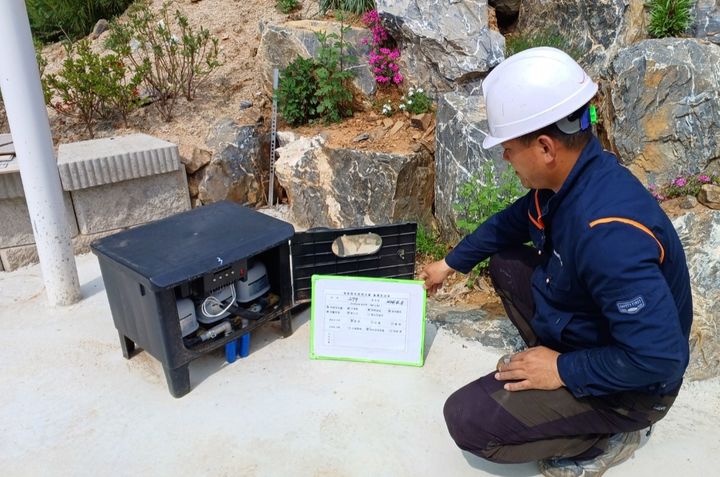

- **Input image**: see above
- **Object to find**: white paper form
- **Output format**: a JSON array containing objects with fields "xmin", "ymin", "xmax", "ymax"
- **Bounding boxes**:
[
  {"xmin": 311, "ymin": 275, "xmax": 426, "ymax": 366},
  {"xmin": 324, "ymin": 290, "xmax": 409, "ymax": 351}
]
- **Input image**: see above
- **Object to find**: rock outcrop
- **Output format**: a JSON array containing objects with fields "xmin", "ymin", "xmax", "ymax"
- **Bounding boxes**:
[
  {"xmin": 376, "ymin": 0, "xmax": 505, "ymax": 94},
  {"xmin": 605, "ymin": 39, "xmax": 720, "ymax": 185},
  {"xmin": 672, "ymin": 207, "xmax": 720, "ymax": 381},
  {"xmin": 274, "ymin": 133, "xmax": 434, "ymax": 229},
  {"xmin": 692, "ymin": 0, "xmax": 720, "ymax": 45},
  {"xmin": 516, "ymin": 0, "xmax": 646, "ymax": 76},
  {"xmin": 257, "ymin": 20, "xmax": 376, "ymax": 101},
  {"xmin": 434, "ymin": 92, "xmax": 507, "ymax": 241},
  {"xmin": 198, "ymin": 119, "xmax": 263, "ymax": 205}
]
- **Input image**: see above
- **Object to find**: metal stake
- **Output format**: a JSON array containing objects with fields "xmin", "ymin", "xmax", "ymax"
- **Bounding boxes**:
[{"xmin": 268, "ymin": 68, "xmax": 279, "ymax": 207}]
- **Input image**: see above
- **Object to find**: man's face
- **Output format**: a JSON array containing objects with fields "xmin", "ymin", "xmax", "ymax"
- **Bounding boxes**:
[{"xmin": 501, "ymin": 138, "xmax": 544, "ymax": 190}]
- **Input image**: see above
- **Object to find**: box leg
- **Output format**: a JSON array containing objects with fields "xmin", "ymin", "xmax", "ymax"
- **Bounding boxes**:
[
  {"xmin": 164, "ymin": 365, "xmax": 191, "ymax": 398},
  {"xmin": 119, "ymin": 332, "xmax": 135, "ymax": 359},
  {"xmin": 281, "ymin": 311, "xmax": 293, "ymax": 337}
]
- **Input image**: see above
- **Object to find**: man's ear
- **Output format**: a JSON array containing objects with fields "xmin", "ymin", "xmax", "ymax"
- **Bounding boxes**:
[{"xmin": 537, "ymin": 135, "xmax": 557, "ymax": 164}]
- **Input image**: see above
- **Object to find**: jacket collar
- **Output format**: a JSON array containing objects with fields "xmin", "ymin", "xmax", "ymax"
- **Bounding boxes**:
[{"xmin": 538, "ymin": 135, "xmax": 604, "ymax": 216}]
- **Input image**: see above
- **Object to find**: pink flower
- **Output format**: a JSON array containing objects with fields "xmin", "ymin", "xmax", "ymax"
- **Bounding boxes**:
[
  {"xmin": 673, "ymin": 177, "xmax": 687, "ymax": 187},
  {"xmin": 393, "ymin": 73, "xmax": 403, "ymax": 84},
  {"xmin": 698, "ymin": 175, "xmax": 711, "ymax": 183}
]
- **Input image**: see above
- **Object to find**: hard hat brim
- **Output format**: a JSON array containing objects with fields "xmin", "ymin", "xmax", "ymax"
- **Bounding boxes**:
[{"xmin": 482, "ymin": 134, "xmax": 506, "ymax": 149}]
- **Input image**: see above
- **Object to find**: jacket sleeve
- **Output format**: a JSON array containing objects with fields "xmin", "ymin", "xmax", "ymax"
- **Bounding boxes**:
[
  {"xmin": 444, "ymin": 191, "xmax": 532, "ymax": 274},
  {"xmin": 556, "ymin": 222, "xmax": 689, "ymax": 397}
]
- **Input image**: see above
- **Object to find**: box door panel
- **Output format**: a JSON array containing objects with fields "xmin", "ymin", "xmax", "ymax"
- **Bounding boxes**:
[{"xmin": 290, "ymin": 223, "xmax": 417, "ymax": 303}]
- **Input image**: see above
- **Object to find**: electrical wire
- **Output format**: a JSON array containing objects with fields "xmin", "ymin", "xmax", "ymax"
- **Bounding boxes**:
[{"xmin": 201, "ymin": 284, "xmax": 237, "ymax": 319}]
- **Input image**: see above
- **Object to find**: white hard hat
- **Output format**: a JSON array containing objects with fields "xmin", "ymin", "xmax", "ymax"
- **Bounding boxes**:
[{"xmin": 481, "ymin": 47, "xmax": 598, "ymax": 149}]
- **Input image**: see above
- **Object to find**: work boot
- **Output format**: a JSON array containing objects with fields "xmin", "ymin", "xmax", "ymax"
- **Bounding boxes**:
[{"xmin": 538, "ymin": 431, "xmax": 641, "ymax": 477}]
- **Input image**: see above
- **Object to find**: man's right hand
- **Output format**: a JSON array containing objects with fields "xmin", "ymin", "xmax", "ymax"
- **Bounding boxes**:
[{"xmin": 418, "ymin": 259, "xmax": 455, "ymax": 295}]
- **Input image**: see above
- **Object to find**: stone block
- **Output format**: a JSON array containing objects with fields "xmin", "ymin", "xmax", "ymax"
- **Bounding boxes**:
[
  {"xmin": 0, "ymin": 192, "xmax": 78, "ymax": 247},
  {"xmin": 57, "ymin": 133, "xmax": 181, "ymax": 191},
  {"xmin": 0, "ymin": 244, "xmax": 38, "ymax": 271},
  {"xmin": 71, "ymin": 168, "xmax": 190, "ymax": 234},
  {"xmin": 0, "ymin": 133, "xmax": 22, "ymax": 200},
  {"xmin": 0, "ymin": 172, "xmax": 24, "ymax": 200},
  {"xmin": 0, "ymin": 228, "xmax": 124, "ymax": 271},
  {"xmin": 73, "ymin": 229, "xmax": 125, "ymax": 255}
]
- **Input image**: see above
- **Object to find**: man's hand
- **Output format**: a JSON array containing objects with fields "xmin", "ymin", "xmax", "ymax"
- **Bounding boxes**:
[
  {"xmin": 495, "ymin": 346, "xmax": 565, "ymax": 391},
  {"xmin": 418, "ymin": 259, "xmax": 455, "ymax": 295}
]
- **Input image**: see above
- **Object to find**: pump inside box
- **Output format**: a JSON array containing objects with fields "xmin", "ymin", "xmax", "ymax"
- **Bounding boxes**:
[{"xmin": 92, "ymin": 201, "xmax": 417, "ymax": 397}]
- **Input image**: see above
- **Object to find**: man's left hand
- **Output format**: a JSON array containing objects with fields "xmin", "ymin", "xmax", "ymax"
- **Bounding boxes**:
[{"xmin": 495, "ymin": 346, "xmax": 565, "ymax": 391}]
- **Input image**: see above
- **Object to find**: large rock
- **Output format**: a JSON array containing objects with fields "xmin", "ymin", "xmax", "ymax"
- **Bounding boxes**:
[
  {"xmin": 605, "ymin": 39, "xmax": 720, "ymax": 185},
  {"xmin": 257, "ymin": 20, "xmax": 375, "ymax": 100},
  {"xmin": 516, "ymin": 0, "xmax": 645, "ymax": 76},
  {"xmin": 434, "ymin": 92, "xmax": 508, "ymax": 242},
  {"xmin": 274, "ymin": 134, "xmax": 434, "ymax": 229},
  {"xmin": 692, "ymin": 0, "xmax": 720, "ymax": 45},
  {"xmin": 377, "ymin": 0, "xmax": 505, "ymax": 93},
  {"xmin": 428, "ymin": 302, "xmax": 524, "ymax": 352},
  {"xmin": 199, "ymin": 119, "xmax": 264, "ymax": 205},
  {"xmin": 672, "ymin": 207, "xmax": 720, "ymax": 381}
]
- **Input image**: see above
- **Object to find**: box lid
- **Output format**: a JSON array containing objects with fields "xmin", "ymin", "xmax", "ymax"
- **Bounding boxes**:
[{"xmin": 91, "ymin": 201, "xmax": 295, "ymax": 290}]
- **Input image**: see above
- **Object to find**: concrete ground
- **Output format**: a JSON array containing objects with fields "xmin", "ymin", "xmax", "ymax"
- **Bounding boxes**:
[{"xmin": 1, "ymin": 254, "xmax": 719, "ymax": 477}]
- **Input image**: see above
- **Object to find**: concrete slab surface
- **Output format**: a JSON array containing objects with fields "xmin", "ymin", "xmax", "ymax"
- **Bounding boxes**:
[{"xmin": 1, "ymin": 254, "xmax": 719, "ymax": 476}]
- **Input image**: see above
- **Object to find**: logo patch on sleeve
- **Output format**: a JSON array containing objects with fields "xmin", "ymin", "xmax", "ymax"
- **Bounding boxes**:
[{"xmin": 616, "ymin": 296, "xmax": 646, "ymax": 314}]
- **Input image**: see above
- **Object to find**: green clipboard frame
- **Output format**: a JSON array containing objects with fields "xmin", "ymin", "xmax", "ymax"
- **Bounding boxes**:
[{"xmin": 310, "ymin": 274, "xmax": 426, "ymax": 367}]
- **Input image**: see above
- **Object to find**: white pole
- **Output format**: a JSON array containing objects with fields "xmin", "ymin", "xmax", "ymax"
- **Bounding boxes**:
[{"xmin": 0, "ymin": 0, "xmax": 80, "ymax": 305}]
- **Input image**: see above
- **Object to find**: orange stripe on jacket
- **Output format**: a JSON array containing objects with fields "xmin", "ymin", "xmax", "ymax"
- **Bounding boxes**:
[
  {"xmin": 528, "ymin": 211, "xmax": 544, "ymax": 230},
  {"xmin": 534, "ymin": 190, "xmax": 545, "ymax": 229},
  {"xmin": 588, "ymin": 217, "xmax": 665, "ymax": 264}
]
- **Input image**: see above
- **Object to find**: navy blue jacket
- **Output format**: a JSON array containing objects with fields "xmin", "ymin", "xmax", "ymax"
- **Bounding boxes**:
[{"xmin": 445, "ymin": 137, "xmax": 692, "ymax": 397}]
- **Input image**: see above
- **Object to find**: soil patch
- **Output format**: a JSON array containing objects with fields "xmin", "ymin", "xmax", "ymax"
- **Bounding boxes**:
[{"xmin": 8, "ymin": 0, "xmax": 419, "ymax": 159}]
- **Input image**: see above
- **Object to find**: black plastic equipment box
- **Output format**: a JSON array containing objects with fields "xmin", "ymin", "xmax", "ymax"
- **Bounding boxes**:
[{"xmin": 92, "ymin": 201, "xmax": 417, "ymax": 397}]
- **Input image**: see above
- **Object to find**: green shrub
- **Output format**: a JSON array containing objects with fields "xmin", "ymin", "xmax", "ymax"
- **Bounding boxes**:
[
  {"xmin": 276, "ymin": 0, "xmax": 300, "ymax": 14},
  {"xmin": 277, "ymin": 18, "xmax": 355, "ymax": 126},
  {"xmin": 278, "ymin": 57, "xmax": 319, "ymax": 126},
  {"xmin": 416, "ymin": 225, "xmax": 448, "ymax": 261},
  {"xmin": 320, "ymin": 0, "xmax": 376, "ymax": 15},
  {"xmin": 27, "ymin": 0, "xmax": 133, "ymax": 43},
  {"xmin": 454, "ymin": 162, "xmax": 526, "ymax": 273},
  {"xmin": 399, "ymin": 86, "xmax": 432, "ymax": 115},
  {"xmin": 105, "ymin": 1, "xmax": 221, "ymax": 121},
  {"xmin": 647, "ymin": 0, "xmax": 693, "ymax": 38},
  {"xmin": 314, "ymin": 24, "xmax": 355, "ymax": 123},
  {"xmin": 505, "ymin": 31, "xmax": 583, "ymax": 60},
  {"xmin": 43, "ymin": 39, "xmax": 142, "ymax": 138}
]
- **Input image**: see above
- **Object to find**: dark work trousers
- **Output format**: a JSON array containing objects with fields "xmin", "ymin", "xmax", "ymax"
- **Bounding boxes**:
[{"xmin": 443, "ymin": 246, "xmax": 678, "ymax": 464}]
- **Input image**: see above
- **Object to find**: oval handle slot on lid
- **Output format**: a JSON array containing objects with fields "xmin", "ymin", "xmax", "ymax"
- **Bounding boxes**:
[{"xmin": 331, "ymin": 233, "xmax": 382, "ymax": 258}]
